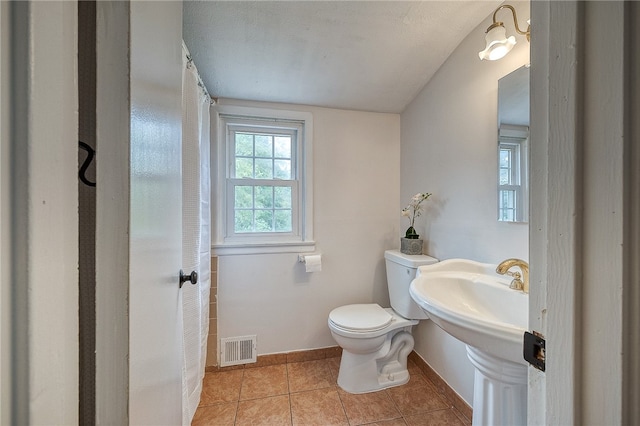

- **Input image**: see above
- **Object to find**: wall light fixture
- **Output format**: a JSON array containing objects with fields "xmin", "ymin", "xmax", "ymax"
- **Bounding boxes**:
[{"xmin": 479, "ymin": 4, "xmax": 530, "ymax": 61}]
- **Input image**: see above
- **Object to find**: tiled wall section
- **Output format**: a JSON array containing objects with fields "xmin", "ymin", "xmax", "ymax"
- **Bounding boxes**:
[{"xmin": 206, "ymin": 256, "xmax": 218, "ymax": 367}]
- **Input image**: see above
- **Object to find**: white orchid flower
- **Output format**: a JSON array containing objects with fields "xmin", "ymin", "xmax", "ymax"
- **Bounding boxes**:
[{"xmin": 401, "ymin": 192, "xmax": 432, "ymax": 228}]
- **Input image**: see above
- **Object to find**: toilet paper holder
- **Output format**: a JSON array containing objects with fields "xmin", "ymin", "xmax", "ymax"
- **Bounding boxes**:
[
  {"xmin": 298, "ymin": 253, "xmax": 321, "ymax": 263},
  {"xmin": 298, "ymin": 253, "xmax": 323, "ymax": 272}
]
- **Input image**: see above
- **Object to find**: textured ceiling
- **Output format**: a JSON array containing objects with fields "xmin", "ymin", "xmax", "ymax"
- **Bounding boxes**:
[{"xmin": 183, "ymin": 1, "xmax": 502, "ymax": 113}]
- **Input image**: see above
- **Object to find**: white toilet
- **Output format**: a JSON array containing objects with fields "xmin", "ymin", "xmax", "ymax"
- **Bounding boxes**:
[{"xmin": 328, "ymin": 249, "xmax": 438, "ymax": 393}]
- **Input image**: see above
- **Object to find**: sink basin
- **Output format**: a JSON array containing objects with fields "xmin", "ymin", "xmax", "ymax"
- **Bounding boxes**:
[{"xmin": 409, "ymin": 259, "xmax": 528, "ymax": 365}]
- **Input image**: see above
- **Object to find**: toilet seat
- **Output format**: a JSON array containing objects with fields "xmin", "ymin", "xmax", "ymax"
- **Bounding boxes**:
[{"xmin": 329, "ymin": 304, "xmax": 393, "ymax": 333}]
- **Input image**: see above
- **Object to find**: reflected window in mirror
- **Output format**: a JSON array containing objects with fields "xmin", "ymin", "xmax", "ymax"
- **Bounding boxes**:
[
  {"xmin": 498, "ymin": 125, "xmax": 528, "ymax": 222},
  {"xmin": 497, "ymin": 65, "xmax": 530, "ymax": 223}
]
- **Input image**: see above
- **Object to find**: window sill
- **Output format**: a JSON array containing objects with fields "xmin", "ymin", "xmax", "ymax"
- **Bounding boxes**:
[{"xmin": 212, "ymin": 240, "xmax": 316, "ymax": 256}]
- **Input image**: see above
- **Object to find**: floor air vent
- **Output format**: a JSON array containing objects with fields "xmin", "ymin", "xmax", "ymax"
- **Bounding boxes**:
[{"xmin": 220, "ymin": 335, "xmax": 257, "ymax": 367}]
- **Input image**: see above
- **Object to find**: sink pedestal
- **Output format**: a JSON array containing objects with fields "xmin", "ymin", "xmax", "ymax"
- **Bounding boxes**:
[{"xmin": 466, "ymin": 346, "xmax": 527, "ymax": 426}]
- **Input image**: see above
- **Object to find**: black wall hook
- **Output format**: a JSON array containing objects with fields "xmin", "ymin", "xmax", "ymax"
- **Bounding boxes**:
[{"xmin": 78, "ymin": 141, "xmax": 96, "ymax": 187}]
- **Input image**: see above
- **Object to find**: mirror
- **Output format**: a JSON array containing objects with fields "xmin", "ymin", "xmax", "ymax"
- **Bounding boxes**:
[{"xmin": 497, "ymin": 65, "xmax": 530, "ymax": 222}]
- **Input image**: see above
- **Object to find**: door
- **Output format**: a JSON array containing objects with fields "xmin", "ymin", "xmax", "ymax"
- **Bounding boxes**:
[
  {"xmin": 95, "ymin": 2, "xmax": 184, "ymax": 424},
  {"xmin": 128, "ymin": 2, "xmax": 184, "ymax": 424}
]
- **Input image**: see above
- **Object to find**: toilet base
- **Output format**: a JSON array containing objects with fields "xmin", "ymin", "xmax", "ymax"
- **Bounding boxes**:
[{"xmin": 336, "ymin": 329, "xmax": 415, "ymax": 394}]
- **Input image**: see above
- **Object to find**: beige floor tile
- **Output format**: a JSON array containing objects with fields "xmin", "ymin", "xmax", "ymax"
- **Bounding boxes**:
[
  {"xmin": 235, "ymin": 395, "xmax": 292, "ymax": 426},
  {"xmin": 194, "ymin": 353, "xmax": 473, "ymax": 425},
  {"xmin": 240, "ymin": 364, "xmax": 289, "ymax": 400},
  {"xmin": 400, "ymin": 369, "xmax": 430, "ymax": 389},
  {"xmin": 404, "ymin": 408, "xmax": 466, "ymax": 426},
  {"xmin": 386, "ymin": 383, "xmax": 449, "ymax": 417},
  {"xmin": 367, "ymin": 419, "xmax": 408, "ymax": 426},
  {"xmin": 326, "ymin": 356, "xmax": 341, "ymax": 380},
  {"xmin": 199, "ymin": 370, "xmax": 244, "ymax": 406},
  {"xmin": 290, "ymin": 387, "xmax": 348, "ymax": 426},
  {"xmin": 451, "ymin": 407, "xmax": 472, "ymax": 426},
  {"xmin": 287, "ymin": 359, "xmax": 335, "ymax": 393},
  {"xmin": 407, "ymin": 359, "xmax": 424, "ymax": 376},
  {"xmin": 191, "ymin": 402, "xmax": 237, "ymax": 426},
  {"xmin": 337, "ymin": 388, "xmax": 401, "ymax": 425}
]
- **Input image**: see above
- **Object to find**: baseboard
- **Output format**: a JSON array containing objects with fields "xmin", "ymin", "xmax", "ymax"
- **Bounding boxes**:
[{"xmin": 205, "ymin": 346, "xmax": 342, "ymax": 372}]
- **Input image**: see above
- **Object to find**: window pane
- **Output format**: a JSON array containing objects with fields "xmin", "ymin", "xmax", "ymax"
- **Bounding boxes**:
[
  {"xmin": 499, "ymin": 149, "xmax": 511, "ymax": 168},
  {"xmin": 501, "ymin": 189, "xmax": 515, "ymax": 207},
  {"xmin": 235, "ymin": 133, "xmax": 254, "ymax": 156},
  {"xmin": 499, "ymin": 189, "xmax": 516, "ymax": 221},
  {"xmin": 255, "ymin": 159, "xmax": 273, "ymax": 179},
  {"xmin": 274, "ymin": 187, "xmax": 291, "ymax": 208},
  {"xmin": 274, "ymin": 136, "xmax": 291, "ymax": 158},
  {"xmin": 235, "ymin": 158, "xmax": 254, "ymax": 178},
  {"xmin": 255, "ymin": 210, "xmax": 273, "ymax": 232},
  {"xmin": 274, "ymin": 210, "xmax": 292, "ymax": 232},
  {"xmin": 274, "ymin": 159, "xmax": 291, "ymax": 179},
  {"xmin": 499, "ymin": 169, "xmax": 510, "ymax": 185},
  {"xmin": 254, "ymin": 135, "xmax": 272, "ymax": 157},
  {"xmin": 235, "ymin": 186, "xmax": 253, "ymax": 208},
  {"xmin": 255, "ymin": 186, "xmax": 273, "ymax": 208},
  {"xmin": 499, "ymin": 148, "xmax": 512, "ymax": 185},
  {"xmin": 235, "ymin": 210, "xmax": 253, "ymax": 233},
  {"xmin": 500, "ymin": 209, "xmax": 515, "ymax": 222}
]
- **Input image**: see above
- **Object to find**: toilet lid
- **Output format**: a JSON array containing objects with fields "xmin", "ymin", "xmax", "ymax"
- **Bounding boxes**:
[{"xmin": 329, "ymin": 304, "xmax": 393, "ymax": 332}]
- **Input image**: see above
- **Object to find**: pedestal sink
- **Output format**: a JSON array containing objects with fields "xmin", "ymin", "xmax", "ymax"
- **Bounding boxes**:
[{"xmin": 409, "ymin": 259, "xmax": 528, "ymax": 426}]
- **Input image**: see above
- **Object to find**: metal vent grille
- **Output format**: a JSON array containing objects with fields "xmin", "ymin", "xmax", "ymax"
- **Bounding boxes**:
[{"xmin": 220, "ymin": 335, "xmax": 257, "ymax": 367}]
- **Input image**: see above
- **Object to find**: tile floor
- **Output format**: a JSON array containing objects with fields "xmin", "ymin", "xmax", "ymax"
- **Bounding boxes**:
[{"xmin": 193, "ymin": 357, "xmax": 471, "ymax": 425}]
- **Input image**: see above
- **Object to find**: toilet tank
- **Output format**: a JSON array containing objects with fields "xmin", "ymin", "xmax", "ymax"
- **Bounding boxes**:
[{"xmin": 384, "ymin": 250, "xmax": 438, "ymax": 319}]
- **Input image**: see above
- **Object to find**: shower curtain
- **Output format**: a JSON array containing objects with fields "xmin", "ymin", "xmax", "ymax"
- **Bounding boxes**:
[{"xmin": 181, "ymin": 44, "xmax": 211, "ymax": 425}]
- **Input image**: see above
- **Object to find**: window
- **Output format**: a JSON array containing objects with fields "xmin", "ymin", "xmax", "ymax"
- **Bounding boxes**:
[
  {"xmin": 229, "ymin": 124, "xmax": 297, "ymax": 235},
  {"xmin": 213, "ymin": 106, "xmax": 314, "ymax": 254},
  {"xmin": 498, "ymin": 126, "xmax": 528, "ymax": 222}
]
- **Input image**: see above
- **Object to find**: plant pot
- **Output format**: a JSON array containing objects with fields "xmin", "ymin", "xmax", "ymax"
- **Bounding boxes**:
[{"xmin": 400, "ymin": 237, "xmax": 423, "ymax": 255}]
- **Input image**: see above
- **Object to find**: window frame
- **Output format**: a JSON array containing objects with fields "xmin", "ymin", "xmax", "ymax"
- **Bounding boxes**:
[
  {"xmin": 226, "ymin": 120, "xmax": 300, "ymax": 239},
  {"xmin": 212, "ymin": 105, "xmax": 314, "ymax": 255}
]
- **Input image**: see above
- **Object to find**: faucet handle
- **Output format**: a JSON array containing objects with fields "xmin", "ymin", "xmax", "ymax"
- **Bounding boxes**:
[
  {"xmin": 508, "ymin": 272, "xmax": 524, "ymax": 291},
  {"xmin": 505, "ymin": 270, "xmax": 521, "ymax": 279},
  {"xmin": 496, "ymin": 258, "xmax": 529, "ymax": 293}
]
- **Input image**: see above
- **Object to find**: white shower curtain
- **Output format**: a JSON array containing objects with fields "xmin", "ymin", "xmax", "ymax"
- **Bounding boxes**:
[{"xmin": 181, "ymin": 44, "xmax": 211, "ymax": 425}]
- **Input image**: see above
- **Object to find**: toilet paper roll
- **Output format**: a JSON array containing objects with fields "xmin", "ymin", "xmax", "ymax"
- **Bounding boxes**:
[{"xmin": 304, "ymin": 254, "xmax": 322, "ymax": 272}]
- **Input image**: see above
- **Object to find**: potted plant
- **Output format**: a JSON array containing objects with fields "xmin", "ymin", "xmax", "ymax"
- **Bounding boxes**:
[{"xmin": 401, "ymin": 192, "xmax": 432, "ymax": 254}]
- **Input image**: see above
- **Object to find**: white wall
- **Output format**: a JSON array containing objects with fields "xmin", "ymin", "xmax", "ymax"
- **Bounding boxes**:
[
  {"xmin": 214, "ymin": 99, "xmax": 401, "ymax": 355},
  {"xmin": 401, "ymin": 1, "xmax": 530, "ymax": 405}
]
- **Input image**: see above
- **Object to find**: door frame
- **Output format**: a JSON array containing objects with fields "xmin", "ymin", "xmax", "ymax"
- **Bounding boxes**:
[
  {"xmin": 1, "ymin": 2, "xmax": 12, "ymax": 423},
  {"xmin": 94, "ymin": 2, "xmax": 130, "ymax": 423},
  {"xmin": 1, "ymin": 2, "xmax": 79, "ymax": 424},
  {"xmin": 529, "ymin": 1, "xmax": 640, "ymax": 423},
  {"xmin": 528, "ymin": 2, "xmax": 582, "ymax": 424}
]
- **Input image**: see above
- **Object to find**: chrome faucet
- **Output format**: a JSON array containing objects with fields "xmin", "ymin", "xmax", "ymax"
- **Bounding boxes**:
[{"xmin": 496, "ymin": 258, "xmax": 529, "ymax": 293}]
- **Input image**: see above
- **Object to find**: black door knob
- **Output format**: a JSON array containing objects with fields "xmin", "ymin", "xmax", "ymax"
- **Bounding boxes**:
[{"xmin": 179, "ymin": 269, "xmax": 198, "ymax": 288}]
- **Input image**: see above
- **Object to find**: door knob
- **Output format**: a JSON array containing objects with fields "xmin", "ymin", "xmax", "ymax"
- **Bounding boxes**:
[{"xmin": 179, "ymin": 269, "xmax": 198, "ymax": 288}]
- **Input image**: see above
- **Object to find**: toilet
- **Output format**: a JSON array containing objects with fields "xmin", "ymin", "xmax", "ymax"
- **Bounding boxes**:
[{"xmin": 328, "ymin": 249, "xmax": 438, "ymax": 394}]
